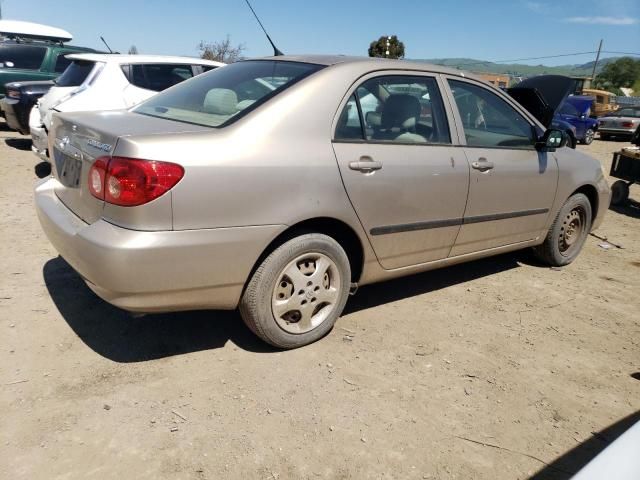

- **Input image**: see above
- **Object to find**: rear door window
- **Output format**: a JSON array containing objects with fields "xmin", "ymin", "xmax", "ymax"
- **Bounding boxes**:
[
  {"xmin": 129, "ymin": 64, "xmax": 195, "ymax": 91},
  {"xmin": 55, "ymin": 60, "xmax": 97, "ymax": 87},
  {"xmin": 0, "ymin": 45, "xmax": 47, "ymax": 70},
  {"xmin": 335, "ymin": 75, "xmax": 451, "ymax": 144}
]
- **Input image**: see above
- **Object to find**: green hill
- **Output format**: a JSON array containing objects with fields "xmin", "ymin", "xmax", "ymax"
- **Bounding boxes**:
[{"xmin": 416, "ymin": 57, "xmax": 621, "ymax": 77}]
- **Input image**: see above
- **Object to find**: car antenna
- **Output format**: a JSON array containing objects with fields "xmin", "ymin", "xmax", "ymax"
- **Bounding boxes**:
[
  {"xmin": 100, "ymin": 36, "xmax": 114, "ymax": 54},
  {"xmin": 243, "ymin": 0, "xmax": 283, "ymax": 56}
]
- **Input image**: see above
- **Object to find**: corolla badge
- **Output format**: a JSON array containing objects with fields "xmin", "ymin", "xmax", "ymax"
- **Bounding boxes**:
[{"xmin": 87, "ymin": 139, "xmax": 112, "ymax": 152}]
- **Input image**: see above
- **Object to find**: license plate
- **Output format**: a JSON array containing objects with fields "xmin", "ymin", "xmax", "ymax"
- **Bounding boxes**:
[{"xmin": 53, "ymin": 148, "xmax": 82, "ymax": 188}]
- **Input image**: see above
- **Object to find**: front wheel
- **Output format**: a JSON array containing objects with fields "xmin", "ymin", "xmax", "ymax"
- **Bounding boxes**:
[
  {"xmin": 239, "ymin": 234, "xmax": 351, "ymax": 349},
  {"xmin": 581, "ymin": 128, "xmax": 595, "ymax": 145},
  {"xmin": 533, "ymin": 193, "xmax": 592, "ymax": 267}
]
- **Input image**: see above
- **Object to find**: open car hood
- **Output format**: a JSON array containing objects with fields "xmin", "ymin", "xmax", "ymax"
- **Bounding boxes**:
[{"xmin": 507, "ymin": 75, "xmax": 577, "ymax": 128}]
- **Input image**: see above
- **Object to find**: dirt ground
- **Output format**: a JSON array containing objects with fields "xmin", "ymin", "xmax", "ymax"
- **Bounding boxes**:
[{"xmin": 1, "ymin": 120, "xmax": 638, "ymax": 480}]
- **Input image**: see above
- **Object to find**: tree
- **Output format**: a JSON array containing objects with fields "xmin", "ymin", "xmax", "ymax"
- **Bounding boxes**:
[
  {"xmin": 128, "ymin": 45, "xmax": 139, "ymax": 55},
  {"xmin": 594, "ymin": 57, "xmax": 640, "ymax": 91},
  {"xmin": 368, "ymin": 35, "xmax": 405, "ymax": 60},
  {"xmin": 198, "ymin": 35, "xmax": 245, "ymax": 63}
]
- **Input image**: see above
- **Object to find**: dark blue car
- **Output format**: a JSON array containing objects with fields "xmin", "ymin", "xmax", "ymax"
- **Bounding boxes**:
[{"xmin": 555, "ymin": 96, "xmax": 599, "ymax": 145}]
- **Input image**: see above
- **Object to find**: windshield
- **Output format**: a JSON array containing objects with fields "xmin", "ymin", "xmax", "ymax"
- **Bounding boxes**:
[
  {"xmin": 55, "ymin": 60, "xmax": 97, "ymax": 87},
  {"xmin": 133, "ymin": 60, "xmax": 324, "ymax": 128},
  {"xmin": 612, "ymin": 108, "xmax": 640, "ymax": 118}
]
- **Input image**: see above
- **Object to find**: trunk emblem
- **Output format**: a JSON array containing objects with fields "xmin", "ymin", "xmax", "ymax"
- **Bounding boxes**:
[{"xmin": 87, "ymin": 139, "xmax": 112, "ymax": 152}]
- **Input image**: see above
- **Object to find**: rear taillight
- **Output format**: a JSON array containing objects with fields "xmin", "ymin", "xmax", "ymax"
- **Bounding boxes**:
[
  {"xmin": 88, "ymin": 156, "xmax": 184, "ymax": 206},
  {"xmin": 621, "ymin": 121, "xmax": 634, "ymax": 128}
]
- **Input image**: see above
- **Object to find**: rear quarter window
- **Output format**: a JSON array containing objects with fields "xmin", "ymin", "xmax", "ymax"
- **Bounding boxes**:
[{"xmin": 0, "ymin": 45, "xmax": 47, "ymax": 70}]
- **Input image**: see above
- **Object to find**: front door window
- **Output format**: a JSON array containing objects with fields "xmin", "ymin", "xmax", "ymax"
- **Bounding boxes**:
[{"xmin": 449, "ymin": 80, "xmax": 534, "ymax": 148}]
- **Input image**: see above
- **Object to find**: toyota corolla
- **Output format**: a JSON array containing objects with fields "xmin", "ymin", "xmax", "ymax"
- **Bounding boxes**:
[{"xmin": 35, "ymin": 56, "xmax": 610, "ymax": 348}]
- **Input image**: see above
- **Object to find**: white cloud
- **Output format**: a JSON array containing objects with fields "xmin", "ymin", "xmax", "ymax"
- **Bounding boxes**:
[{"xmin": 566, "ymin": 16, "xmax": 638, "ymax": 25}]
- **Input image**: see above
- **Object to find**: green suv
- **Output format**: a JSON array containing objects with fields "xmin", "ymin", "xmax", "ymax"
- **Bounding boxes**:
[{"xmin": 0, "ymin": 40, "xmax": 96, "ymax": 99}]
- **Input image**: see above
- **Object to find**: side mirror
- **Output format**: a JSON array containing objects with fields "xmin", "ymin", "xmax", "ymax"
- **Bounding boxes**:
[{"xmin": 536, "ymin": 129, "xmax": 564, "ymax": 152}]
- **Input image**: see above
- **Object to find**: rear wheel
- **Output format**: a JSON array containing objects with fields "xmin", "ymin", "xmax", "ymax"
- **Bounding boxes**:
[
  {"xmin": 581, "ymin": 128, "xmax": 595, "ymax": 145},
  {"xmin": 533, "ymin": 193, "xmax": 592, "ymax": 267},
  {"xmin": 240, "ymin": 234, "xmax": 351, "ymax": 349},
  {"xmin": 610, "ymin": 180, "xmax": 630, "ymax": 206}
]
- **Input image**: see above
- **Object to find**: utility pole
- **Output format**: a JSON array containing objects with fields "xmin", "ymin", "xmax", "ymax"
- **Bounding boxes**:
[{"xmin": 590, "ymin": 39, "xmax": 603, "ymax": 86}]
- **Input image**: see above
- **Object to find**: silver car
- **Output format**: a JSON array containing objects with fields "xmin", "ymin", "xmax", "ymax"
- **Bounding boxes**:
[
  {"xmin": 599, "ymin": 106, "xmax": 640, "ymax": 139},
  {"xmin": 35, "ymin": 56, "xmax": 610, "ymax": 348}
]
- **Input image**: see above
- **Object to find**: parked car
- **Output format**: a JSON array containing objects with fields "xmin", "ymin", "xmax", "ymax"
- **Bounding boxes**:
[
  {"xmin": 572, "ymin": 419, "xmax": 640, "ymax": 480},
  {"xmin": 30, "ymin": 54, "xmax": 224, "ymax": 161},
  {"xmin": 551, "ymin": 117, "xmax": 578, "ymax": 149},
  {"xmin": 1, "ymin": 80, "xmax": 53, "ymax": 133},
  {"xmin": 35, "ymin": 56, "xmax": 610, "ymax": 348},
  {"xmin": 598, "ymin": 106, "xmax": 640, "ymax": 140},
  {"xmin": 0, "ymin": 39, "xmax": 95, "ymax": 101},
  {"xmin": 555, "ymin": 96, "xmax": 599, "ymax": 145}
]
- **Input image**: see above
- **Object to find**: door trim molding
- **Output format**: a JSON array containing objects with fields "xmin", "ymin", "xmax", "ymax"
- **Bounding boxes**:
[{"xmin": 370, "ymin": 208, "xmax": 549, "ymax": 236}]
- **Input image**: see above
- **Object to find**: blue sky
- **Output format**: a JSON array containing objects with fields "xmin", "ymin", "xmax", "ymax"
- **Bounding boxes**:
[{"xmin": 3, "ymin": 0, "xmax": 639, "ymax": 65}]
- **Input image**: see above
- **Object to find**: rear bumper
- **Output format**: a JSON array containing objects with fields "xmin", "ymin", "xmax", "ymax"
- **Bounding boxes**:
[
  {"xmin": 35, "ymin": 178, "xmax": 286, "ymax": 313},
  {"xmin": 1, "ymin": 97, "xmax": 29, "ymax": 134},
  {"xmin": 599, "ymin": 127, "xmax": 636, "ymax": 136}
]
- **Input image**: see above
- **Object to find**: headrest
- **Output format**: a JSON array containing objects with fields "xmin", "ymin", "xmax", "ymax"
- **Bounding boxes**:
[
  {"xmin": 381, "ymin": 94, "xmax": 420, "ymax": 130},
  {"xmin": 203, "ymin": 88, "xmax": 238, "ymax": 115},
  {"xmin": 366, "ymin": 111, "xmax": 382, "ymax": 127}
]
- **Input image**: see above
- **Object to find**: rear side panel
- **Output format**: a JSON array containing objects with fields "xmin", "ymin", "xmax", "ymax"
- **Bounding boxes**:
[{"xmin": 50, "ymin": 111, "xmax": 211, "ymax": 230}]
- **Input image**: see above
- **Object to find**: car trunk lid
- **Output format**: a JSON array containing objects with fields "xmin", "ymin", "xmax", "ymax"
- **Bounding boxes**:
[{"xmin": 50, "ymin": 110, "xmax": 212, "ymax": 224}]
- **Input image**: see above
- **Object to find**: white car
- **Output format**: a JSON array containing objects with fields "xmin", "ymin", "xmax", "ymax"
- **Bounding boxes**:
[{"xmin": 30, "ymin": 54, "xmax": 224, "ymax": 161}]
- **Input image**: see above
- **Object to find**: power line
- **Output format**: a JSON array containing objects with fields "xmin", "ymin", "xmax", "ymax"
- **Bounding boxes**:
[{"xmin": 602, "ymin": 51, "xmax": 640, "ymax": 56}]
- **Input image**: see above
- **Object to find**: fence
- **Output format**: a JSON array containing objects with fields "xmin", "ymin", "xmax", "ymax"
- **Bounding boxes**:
[{"xmin": 615, "ymin": 96, "xmax": 640, "ymax": 107}]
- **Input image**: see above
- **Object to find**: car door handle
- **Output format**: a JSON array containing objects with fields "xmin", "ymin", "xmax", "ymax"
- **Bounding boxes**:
[
  {"xmin": 471, "ymin": 158, "xmax": 494, "ymax": 171},
  {"xmin": 349, "ymin": 158, "xmax": 383, "ymax": 173}
]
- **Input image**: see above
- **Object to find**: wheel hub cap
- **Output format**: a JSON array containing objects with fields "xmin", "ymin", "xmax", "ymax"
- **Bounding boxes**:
[{"xmin": 271, "ymin": 253, "xmax": 341, "ymax": 334}]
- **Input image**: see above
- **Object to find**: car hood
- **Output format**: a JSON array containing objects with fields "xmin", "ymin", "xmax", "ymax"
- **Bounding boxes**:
[{"xmin": 507, "ymin": 75, "xmax": 576, "ymax": 128}]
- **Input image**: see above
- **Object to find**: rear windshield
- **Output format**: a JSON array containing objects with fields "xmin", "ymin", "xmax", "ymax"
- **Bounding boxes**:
[
  {"xmin": 133, "ymin": 60, "xmax": 324, "ymax": 128},
  {"xmin": 612, "ymin": 108, "xmax": 640, "ymax": 118},
  {"xmin": 0, "ymin": 44, "xmax": 47, "ymax": 70},
  {"xmin": 55, "ymin": 60, "xmax": 97, "ymax": 87}
]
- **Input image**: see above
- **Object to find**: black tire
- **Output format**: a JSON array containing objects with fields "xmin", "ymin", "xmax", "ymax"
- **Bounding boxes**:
[
  {"xmin": 581, "ymin": 128, "xmax": 595, "ymax": 145},
  {"xmin": 610, "ymin": 180, "xmax": 630, "ymax": 206},
  {"xmin": 566, "ymin": 133, "xmax": 576, "ymax": 149},
  {"xmin": 239, "ymin": 233, "xmax": 351, "ymax": 349},
  {"xmin": 533, "ymin": 193, "xmax": 592, "ymax": 267},
  {"xmin": 600, "ymin": 133, "xmax": 610, "ymax": 141}
]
